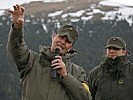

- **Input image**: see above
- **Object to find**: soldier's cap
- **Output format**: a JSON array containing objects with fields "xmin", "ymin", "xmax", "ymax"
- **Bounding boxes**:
[
  {"xmin": 57, "ymin": 24, "xmax": 78, "ymax": 43},
  {"xmin": 106, "ymin": 37, "xmax": 126, "ymax": 49}
]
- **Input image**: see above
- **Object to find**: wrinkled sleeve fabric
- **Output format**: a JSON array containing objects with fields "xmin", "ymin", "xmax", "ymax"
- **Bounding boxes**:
[
  {"xmin": 6, "ymin": 24, "xmax": 35, "ymax": 79},
  {"xmin": 88, "ymin": 66, "xmax": 99, "ymax": 100},
  {"xmin": 61, "ymin": 64, "xmax": 92, "ymax": 100}
]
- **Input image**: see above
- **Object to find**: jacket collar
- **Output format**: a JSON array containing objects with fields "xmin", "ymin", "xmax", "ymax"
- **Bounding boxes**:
[
  {"xmin": 39, "ymin": 45, "xmax": 77, "ymax": 63},
  {"xmin": 100, "ymin": 56, "xmax": 130, "ymax": 79},
  {"xmin": 102, "ymin": 55, "xmax": 130, "ymax": 69}
]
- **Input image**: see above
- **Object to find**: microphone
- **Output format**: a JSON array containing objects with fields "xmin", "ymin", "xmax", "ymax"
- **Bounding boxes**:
[{"xmin": 51, "ymin": 48, "xmax": 60, "ymax": 79}]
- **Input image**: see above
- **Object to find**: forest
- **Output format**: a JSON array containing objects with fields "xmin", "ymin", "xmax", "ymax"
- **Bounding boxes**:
[{"xmin": 0, "ymin": 13, "xmax": 133, "ymax": 99}]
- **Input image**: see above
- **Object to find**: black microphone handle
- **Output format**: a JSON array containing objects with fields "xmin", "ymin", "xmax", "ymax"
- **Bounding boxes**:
[
  {"xmin": 51, "ymin": 48, "xmax": 60, "ymax": 79},
  {"xmin": 51, "ymin": 69, "xmax": 57, "ymax": 79}
]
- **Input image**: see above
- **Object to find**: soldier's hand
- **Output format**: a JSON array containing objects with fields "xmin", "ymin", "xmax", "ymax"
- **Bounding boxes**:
[
  {"xmin": 8, "ymin": 4, "xmax": 24, "ymax": 29},
  {"xmin": 51, "ymin": 56, "xmax": 67, "ymax": 77}
]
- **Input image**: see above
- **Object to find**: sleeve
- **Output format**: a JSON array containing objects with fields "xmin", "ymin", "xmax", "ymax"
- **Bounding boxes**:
[
  {"xmin": 88, "ymin": 67, "xmax": 98, "ymax": 100},
  {"xmin": 6, "ymin": 24, "xmax": 35, "ymax": 79},
  {"xmin": 60, "ymin": 64, "xmax": 92, "ymax": 100}
]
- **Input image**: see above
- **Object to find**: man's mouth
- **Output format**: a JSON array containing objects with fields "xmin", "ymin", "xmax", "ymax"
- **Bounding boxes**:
[
  {"xmin": 56, "ymin": 45, "xmax": 64, "ymax": 51},
  {"xmin": 109, "ymin": 54, "xmax": 117, "ymax": 58}
]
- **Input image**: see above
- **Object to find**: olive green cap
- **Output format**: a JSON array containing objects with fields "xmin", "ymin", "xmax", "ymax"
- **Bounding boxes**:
[
  {"xmin": 106, "ymin": 37, "xmax": 126, "ymax": 49},
  {"xmin": 58, "ymin": 24, "xmax": 78, "ymax": 43}
]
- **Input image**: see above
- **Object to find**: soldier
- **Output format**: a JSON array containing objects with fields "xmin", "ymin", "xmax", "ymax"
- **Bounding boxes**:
[
  {"xmin": 7, "ymin": 4, "xmax": 92, "ymax": 100},
  {"xmin": 88, "ymin": 36, "xmax": 133, "ymax": 100}
]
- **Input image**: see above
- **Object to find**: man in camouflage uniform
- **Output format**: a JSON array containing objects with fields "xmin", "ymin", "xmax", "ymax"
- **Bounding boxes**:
[
  {"xmin": 88, "ymin": 36, "xmax": 133, "ymax": 100},
  {"xmin": 7, "ymin": 4, "xmax": 91, "ymax": 100}
]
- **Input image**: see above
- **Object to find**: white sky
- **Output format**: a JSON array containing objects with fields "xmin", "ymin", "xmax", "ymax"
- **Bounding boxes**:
[
  {"xmin": 108, "ymin": 0, "xmax": 133, "ymax": 6},
  {"xmin": 0, "ymin": 0, "xmax": 65, "ymax": 9},
  {"xmin": 0, "ymin": 0, "xmax": 133, "ymax": 9}
]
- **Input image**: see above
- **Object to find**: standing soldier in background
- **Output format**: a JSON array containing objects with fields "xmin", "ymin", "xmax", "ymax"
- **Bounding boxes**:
[
  {"xmin": 88, "ymin": 36, "xmax": 133, "ymax": 100},
  {"xmin": 6, "ymin": 4, "xmax": 92, "ymax": 100}
]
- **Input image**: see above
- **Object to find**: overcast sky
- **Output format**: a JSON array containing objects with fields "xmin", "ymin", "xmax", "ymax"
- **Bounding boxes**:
[{"xmin": 0, "ymin": 0, "xmax": 133, "ymax": 9}]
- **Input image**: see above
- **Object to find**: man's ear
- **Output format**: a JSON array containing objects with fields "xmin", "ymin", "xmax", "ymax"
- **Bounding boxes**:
[
  {"xmin": 123, "ymin": 49, "xmax": 128, "ymax": 55},
  {"xmin": 67, "ymin": 46, "xmax": 73, "ymax": 52}
]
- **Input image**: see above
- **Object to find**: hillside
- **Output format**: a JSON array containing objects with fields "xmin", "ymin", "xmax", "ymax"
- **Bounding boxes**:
[
  {"xmin": 0, "ymin": 0, "xmax": 133, "ymax": 99},
  {"xmin": 22, "ymin": 0, "xmax": 101, "ymax": 15}
]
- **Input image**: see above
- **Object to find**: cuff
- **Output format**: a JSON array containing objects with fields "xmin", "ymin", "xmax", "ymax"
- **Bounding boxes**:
[{"xmin": 9, "ymin": 23, "xmax": 23, "ymax": 37}]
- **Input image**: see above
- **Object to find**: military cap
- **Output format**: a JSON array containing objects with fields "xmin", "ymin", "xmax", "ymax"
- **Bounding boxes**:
[
  {"xmin": 106, "ymin": 37, "xmax": 126, "ymax": 49},
  {"xmin": 58, "ymin": 24, "xmax": 78, "ymax": 43}
]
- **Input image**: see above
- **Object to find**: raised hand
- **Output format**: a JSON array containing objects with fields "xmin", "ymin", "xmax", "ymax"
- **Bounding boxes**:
[{"xmin": 8, "ymin": 4, "xmax": 25, "ymax": 29}]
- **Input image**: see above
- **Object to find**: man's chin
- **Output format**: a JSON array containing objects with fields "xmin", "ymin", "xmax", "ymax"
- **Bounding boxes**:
[
  {"xmin": 108, "ymin": 55, "xmax": 117, "ymax": 59},
  {"xmin": 111, "ymin": 56, "xmax": 117, "ymax": 59}
]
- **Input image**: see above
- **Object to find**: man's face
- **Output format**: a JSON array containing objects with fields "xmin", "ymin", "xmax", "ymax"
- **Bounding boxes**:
[
  {"xmin": 106, "ymin": 47, "xmax": 127, "ymax": 59},
  {"xmin": 51, "ymin": 34, "xmax": 73, "ymax": 55}
]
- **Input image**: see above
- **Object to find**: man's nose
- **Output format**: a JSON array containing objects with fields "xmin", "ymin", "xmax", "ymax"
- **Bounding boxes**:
[{"xmin": 61, "ymin": 38, "xmax": 66, "ymax": 44}]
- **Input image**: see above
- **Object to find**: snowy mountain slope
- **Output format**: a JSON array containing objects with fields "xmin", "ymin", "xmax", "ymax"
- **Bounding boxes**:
[{"xmin": 1, "ymin": 0, "xmax": 133, "ymax": 27}]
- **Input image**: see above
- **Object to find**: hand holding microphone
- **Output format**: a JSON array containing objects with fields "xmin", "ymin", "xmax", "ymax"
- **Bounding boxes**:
[
  {"xmin": 51, "ymin": 48, "xmax": 67, "ymax": 79},
  {"xmin": 51, "ymin": 48, "xmax": 60, "ymax": 79}
]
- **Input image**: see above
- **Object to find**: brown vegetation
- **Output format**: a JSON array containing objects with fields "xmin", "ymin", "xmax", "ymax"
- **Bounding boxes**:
[{"xmin": 21, "ymin": 0, "xmax": 101, "ymax": 15}]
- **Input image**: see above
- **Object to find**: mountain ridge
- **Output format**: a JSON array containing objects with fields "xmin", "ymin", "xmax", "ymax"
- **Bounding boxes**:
[
  {"xmin": 4, "ymin": 0, "xmax": 100, "ymax": 15},
  {"xmin": 0, "ymin": 1, "xmax": 133, "ymax": 100}
]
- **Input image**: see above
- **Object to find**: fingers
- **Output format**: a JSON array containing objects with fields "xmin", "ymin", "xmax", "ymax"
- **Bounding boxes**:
[
  {"xmin": 51, "ymin": 56, "xmax": 67, "ymax": 77},
  {"xmin": 52, "ymin": 56, "xmax": 62, "ymax": 64},
  {"xmin": 14, "ymin": 5, "xmax": 17, "ymax": 11},
  {"xmin": 8, "ymin": 10, "xmax": 13, "ymax": 14},
  {"xmin": 8, "ymin": 5, "xmax": 18, "ymax": 14},
  {"xmin": 21, "ymin": 7, "xmax": 25, "ymax": 13},
  {"xmin": 13, "ymin": 4, "xmax": 20, "ymax": 11},
  {"xmin": 53, "ymin": 65, "xmax": 63, "ymax": 69},
  {"xmin": 8, "ymin": 4, "xmax": 24, "ymax": 14},
  {"xmin": 16, "ymin": 4, "xmax": 25, "ymax": 12},
  {"xmin": 51, "ymin": 56, "xmax": 64, "ymax": 69},
  {"xmin": 51, "ymin": 59, "xmax": 63, "ymax": 68},
  {"xmin": 16, "ymin": 4, "xmax": 21, "ymax": 11},
  {"xmin": 55, "ymin": 56, "xmax": 62, "ymax": 60}
]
